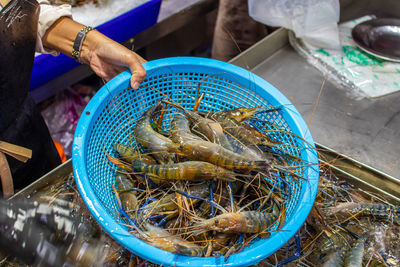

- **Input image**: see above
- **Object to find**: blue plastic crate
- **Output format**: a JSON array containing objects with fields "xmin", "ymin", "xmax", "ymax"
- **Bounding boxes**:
[
  {"xmin": 72, "ymin": 57, "xmax": 319, "ymax": 266},
  {"xmin": 30, "ymin": 0, "xmax": 161, "ymax": 90}
]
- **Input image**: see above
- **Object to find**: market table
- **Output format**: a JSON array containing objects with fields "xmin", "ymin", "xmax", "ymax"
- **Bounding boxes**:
[
  {"xmin": 7, "ymin": 30, "xmax": 400, "ymax": 267},
  {"xmin": 14, "ymin": 26, "xmax": 400, "ymax": 261},
  {"xmin": 9, "ymin": 0, "xmax": 400, "ymax": 265}
]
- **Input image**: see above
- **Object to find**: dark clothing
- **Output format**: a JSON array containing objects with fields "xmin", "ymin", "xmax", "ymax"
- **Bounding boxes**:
[
  {"xmin": 0, "ymin": 0, "xmax": 61, "ymax": 191},
  {"xmin": 212, "ymin": 0, "xmax": 268, "ymax": 61},
  {"xmin": 0, "ymin": 97, "xmax": 62, "ymax": 189},
  {"xmin": 0, "ymin": 0, "xmax": 39, "ymax": 130}
]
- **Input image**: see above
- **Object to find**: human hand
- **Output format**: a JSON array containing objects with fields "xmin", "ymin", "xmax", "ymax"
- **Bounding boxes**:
[
  {"xmin": 42, "ymin": 17, "xmax": 146, "ymax": 89},
  {"xmin": 80, "ymin": 30, "xmax": 147, "ymax": 89}
]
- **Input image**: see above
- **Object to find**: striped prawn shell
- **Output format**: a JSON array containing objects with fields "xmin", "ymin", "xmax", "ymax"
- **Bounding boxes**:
[
  {"xmin": 133, "ymin": 103, "xmax": 180, "ymax": 153},
  {"xmin": 360, "ymin": 203, "xmax": 400, "ymax": 225},
  {"xmin": 343, "ymin": 236, "xmax": 366, "ymax": 267},
  {"xmin": 113, "ymin": 144, "xmax": 137, "ymax": 162},
  {"xmin": 358, "ymin": 203, "xmax": 400, "ymax": 217},
  {"xmin": 202, "ymin": 211, "xmax": 278, "ymax": 234},
  {"xmin": 144, "ymin": 223, "xmax": 204, "ymax": 256},
  {"xmin": 171, "ymin": 113, "xmax": 270, "ymax": 170},
  {"xmin": 317, "ymin": 231, "xmax": 348, "ymax": 255},
  {"xmin": 178, "ymin": 137, "xmax": 270, "ymax": 171},
  {"xmin": 322, "ymin": 248, "xmax": 348, "ymax": 267},
  {"xmin": 132, "ymin": 159, "xmax": 234, "ymax": 181},
  {"xmin": 142, "ymin": 183, "xmax": 210, "ymax": 216},
  {"xmin": 332, "ymin": 202, "xmax": 400, "ymax": 225},
  {"xmin": 115, "ymin": 170, "xmax": 134, "ymax": 191},
  {"xmin": 114, "ymin": 171, "xmax": 137, "ymax": 214}
]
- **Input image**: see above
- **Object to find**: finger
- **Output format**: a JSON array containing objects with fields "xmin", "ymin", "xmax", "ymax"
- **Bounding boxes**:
[
  {"xmin": 127, "ymin": 56, "xmax": 146, "ymax": 89},
  {"xmin": 130, "ymin": 67, "xmax": 146, "ymax": 89}
]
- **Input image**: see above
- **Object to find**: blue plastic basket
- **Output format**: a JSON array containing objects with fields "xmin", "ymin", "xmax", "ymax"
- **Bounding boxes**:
[{"xmin": 72, "ymin": 57, "xmax": 319, "ymax": 266}]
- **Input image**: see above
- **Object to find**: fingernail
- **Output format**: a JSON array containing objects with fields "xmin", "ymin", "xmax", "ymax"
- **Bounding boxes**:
[{"xmin": 132, "ymin": 81, "xmax": 139, "ymax": 89}]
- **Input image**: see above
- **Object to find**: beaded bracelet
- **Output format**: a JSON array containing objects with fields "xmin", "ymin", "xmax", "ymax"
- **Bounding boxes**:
[{"xmin": 72, "ymin": 26, "xmax": 95, "ymax": 62}]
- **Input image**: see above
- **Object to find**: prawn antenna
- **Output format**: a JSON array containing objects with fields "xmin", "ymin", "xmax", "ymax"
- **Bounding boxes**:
[
  {"xmin": 172, "ymin": 188, "xmax": 227, "ymax": 213},
  {"xmin": 332, "ymin": 223, "xmax": 359, "ymax": 239},
  {"xmin": 227, "ymin": 182, "xmax": 235, "ymax": 212}
]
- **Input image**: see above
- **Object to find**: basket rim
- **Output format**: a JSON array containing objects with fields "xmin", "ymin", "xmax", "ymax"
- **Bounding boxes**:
[{"xmin": 72, "ymin": 56, "xmax": 319, "ymax": 266}]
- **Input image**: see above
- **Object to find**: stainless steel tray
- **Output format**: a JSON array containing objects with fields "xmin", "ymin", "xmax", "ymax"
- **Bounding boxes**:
[{"xmin": 230, "ymin": 28, "xmax": 400, "ymax": 179}]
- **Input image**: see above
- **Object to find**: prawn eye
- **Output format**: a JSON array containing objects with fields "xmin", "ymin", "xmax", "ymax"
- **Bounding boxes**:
[{"xmin": 214, "ymin": 219, "xmax": 219, "ymax": 225}]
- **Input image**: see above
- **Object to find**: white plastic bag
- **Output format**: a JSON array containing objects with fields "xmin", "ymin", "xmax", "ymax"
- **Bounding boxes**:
[{"xmin": 248, "ymin": 0, "xmax": 341, "ymax": 49}]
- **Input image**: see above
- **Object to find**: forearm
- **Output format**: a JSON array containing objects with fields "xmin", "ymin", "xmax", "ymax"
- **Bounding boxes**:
[
  {"xmin": 42, "ymin": 17, "xmax": 90, "ymax": 61},
  {"xmin": 36, "ymin": 1, "xmax": 71, "ymax": 54},
  {"xmin": 42, "ymin": 16, "xmax": 146, "ymax": 88},
  {"xmin": 42, "ymin": 17, "xmax": 81, "ymax": 54},
  {"xmin": 42, "ymin": 17, "xmax": 122, "ymax": 64}
]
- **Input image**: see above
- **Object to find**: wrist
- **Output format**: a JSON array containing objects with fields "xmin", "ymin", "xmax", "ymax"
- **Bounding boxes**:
[
  {"xmin": 80, "ymin": 31, "xmax": 115, "ymax": 65},
  {"xmin": 72, "ymin": 26, "xmax": 96, "ymax": 63},
  {"xmin": 79, "ymin": 30, "xmax": 99, "ymax": 65}
]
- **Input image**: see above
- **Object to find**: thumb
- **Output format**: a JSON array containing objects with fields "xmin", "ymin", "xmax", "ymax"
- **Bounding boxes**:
[{"xmin": 128, "ymin": 55, "xmax": 147, "ymax": 89}]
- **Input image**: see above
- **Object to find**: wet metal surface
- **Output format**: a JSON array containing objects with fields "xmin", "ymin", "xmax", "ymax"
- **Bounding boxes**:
[
  {"xmin": 232, "ymin": 30, "xmax": 400, "ymax": 178},
  {"xmin": 317, "ymin": 143, "xmax": 400, "ymax": 203}
]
